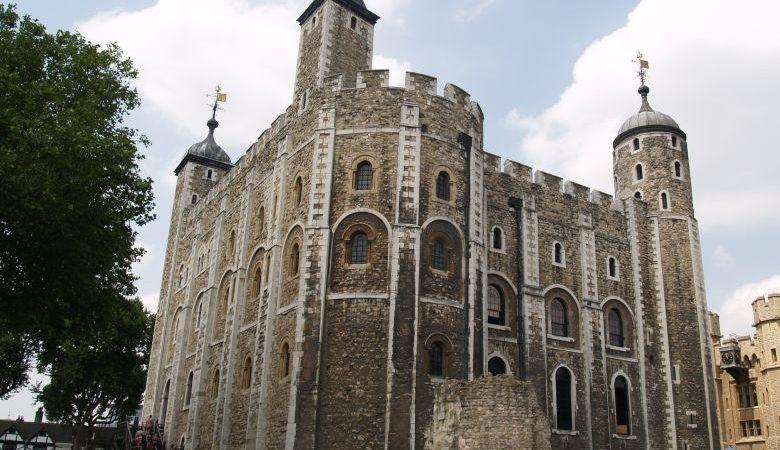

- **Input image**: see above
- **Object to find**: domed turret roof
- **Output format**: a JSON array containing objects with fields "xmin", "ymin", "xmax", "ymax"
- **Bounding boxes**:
[
  {"xmin": 614, "ymin": 85, "xmax": 685, "ymax": 147},
  {"xmin": 174, "ymin": 117, "xmax": 232, "ymax": 175}
]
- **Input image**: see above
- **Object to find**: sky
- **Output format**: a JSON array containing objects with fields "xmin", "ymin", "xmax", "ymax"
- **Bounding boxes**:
[{"xmin": 3, "ymin": 0, "xmax": 779, "ymax": 420}]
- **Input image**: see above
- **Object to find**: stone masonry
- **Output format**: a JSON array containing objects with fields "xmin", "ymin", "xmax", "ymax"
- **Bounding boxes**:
[{"xmin": 142, "ymin": 0, "xmax": 720, "ymax": 448}]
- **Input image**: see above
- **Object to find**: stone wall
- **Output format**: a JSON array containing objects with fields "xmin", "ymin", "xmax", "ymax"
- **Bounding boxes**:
[{"xmin": 425, "ymin": 376, "xmax": 551, "ymax": 450}]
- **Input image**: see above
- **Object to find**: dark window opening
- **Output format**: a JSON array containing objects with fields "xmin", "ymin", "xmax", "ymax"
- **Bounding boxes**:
[
  {"xmin": 487, "ymin": 285, "xmax": 505, "ymax": 325},
  {"xmin": 614, "ymin": 376, "xmax": 631, "ymax": 435},
  {"xmin": 555, "ymin": 367, "xmax": 573, "ymax": 430},
  {"xmin": 355, "ymin": 161, "xmax": 373, "ymax": 190},
  {"xmin": 635, "ymin": 164, "xmax": 644, "ymax": 180},
  {"xmin": 608, "ymin": 257, "xmax": 617, "ymax": 278},
  {"xmin": 551, "ymin": 298, "xmax": 568, "ymax": 337},
  {"xmin": 672, "ymin": 135, "xmax": 678, "ymax": 147},
  {"xmin": 349, "ymin": 231, "xmax": 369, "ymax": 264},
  {"xmin": 554, "ymin": 242, "xmax": 563, "ymax": 265},
  {"xmin": 608, "ymin": 308, "xmax": 624, "ymax": 347},
  {"xmin": 191, "ymin": 194, "xmax": 197, "ymax": 204},
  {"xmin": 436, "ymin": 171, "xmax": 451, "ymax": 201},
  {"xmin": 634, "ymin": 191, "xmax": 642, "ymax": 200},
  {"xmin": 674, "ymin": 161, "xmax": 682, "ymax": 178},
  {"xmin": 429, "ymin": 341, "xmax": 444, "ymax": 377},
  {"xmin": 431, "ymin": 238, "xmax": 446, "ymax": 271},
  {"xmin": 291, "ymin": 242, "xmax": 300, "ymax": 275},
  {"xmin": 207, "ymin": 169, "xmax": 213, "ymax": 179},
  {"xmin": 281, "ymin": 343, "xmax": 291, "ymax": 377},
  {"xmin": 632, "ymin": 138, "xmax": 640, "ymax": 150},
  {"xmin": 488, "ymin": 357, "xmax": 507, "ymax": 376},
  {"xmin": 492, "ymin": 227, "xmax": 502, "ymax": 250},
  {"xmin": 294, "ymin": 176, "xmax": 303, "ymax": 205},
  {"xmin": 185, "ymin": 372, "xmax": 193, "ymax": 406},
  {"xmin": 661, "ymin": 192, "xmax": 669, "ymax": 210},
  {"xmin": 350, "ymin": 16, "xmax": 357, "ymax": 29}
]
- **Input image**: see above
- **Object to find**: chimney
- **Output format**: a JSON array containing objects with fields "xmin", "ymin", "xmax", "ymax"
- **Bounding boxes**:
[{"xmin": 34, "ymin": 407, "xmax": 43, "ymax": 423}]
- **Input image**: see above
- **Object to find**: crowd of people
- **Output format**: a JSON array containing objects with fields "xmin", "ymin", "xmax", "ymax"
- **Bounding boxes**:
[{"xmin": 131, "ymin": 415, "xmax": 173, "ymax": 450}]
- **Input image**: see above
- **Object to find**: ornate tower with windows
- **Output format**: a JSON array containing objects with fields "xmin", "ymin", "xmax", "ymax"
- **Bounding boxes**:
[{"xmin": 613, "ymin": 81, "xmax": 719, "ymax": 449}]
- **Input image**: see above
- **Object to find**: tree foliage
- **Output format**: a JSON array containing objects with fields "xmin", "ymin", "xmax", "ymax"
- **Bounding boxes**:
[
  {"xmin": 36, "ymin": 298, "xmax": 154, "ymax": 447},
  {"xmin": 0, "ymin": 3, "xmax": 154, "ymax": 397}
]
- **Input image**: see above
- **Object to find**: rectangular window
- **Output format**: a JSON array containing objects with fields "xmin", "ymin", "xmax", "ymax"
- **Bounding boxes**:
[
  {"xmin": 773, "ymin": 348, "xmax": 777, "ymax": 362},
  {"xmin": 672, "ymin": 364, "xmax": 681, "ymax": 384},
  {"xmin": 741, "ymin": 420, "xmax": 748, "ymax": 437}
]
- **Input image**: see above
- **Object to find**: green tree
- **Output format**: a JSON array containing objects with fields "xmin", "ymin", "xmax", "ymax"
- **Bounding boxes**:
[
  {"xmin": 0, "ymin": 4, "xmax": 154, "ymax": 397},
  {"xmin": 36, "ymin": 298, "xmax": 155, "ymax": 447}
]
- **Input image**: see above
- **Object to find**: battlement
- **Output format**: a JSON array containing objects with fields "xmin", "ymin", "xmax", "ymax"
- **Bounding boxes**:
[{"xmin": 752, "ymin": 293, "xmax": 780, "ymax": 325}]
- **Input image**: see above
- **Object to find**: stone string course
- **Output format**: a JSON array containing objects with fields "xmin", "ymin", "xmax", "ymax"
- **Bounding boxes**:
[{"xmin": 142, "ymin": 1, "xmax": 719, "ymax": 448}]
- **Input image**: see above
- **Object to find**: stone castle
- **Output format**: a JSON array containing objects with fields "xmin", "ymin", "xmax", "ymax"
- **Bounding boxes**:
[
  {"xmin": 711, "ymin": 293, "xmax": 780, "ymax": 449},
  {"xmin": 142, "ymin": 0, "xmax": 720, "ymax": 448}
]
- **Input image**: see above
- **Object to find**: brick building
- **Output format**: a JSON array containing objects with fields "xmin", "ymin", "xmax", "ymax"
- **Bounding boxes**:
[
  {"xmin": 142, "ymin": 0, "xmax": 720, "ymax": 448},
  {"xmin": 712, "ymin": 293, "xmax": 780, "ymax": 449}
]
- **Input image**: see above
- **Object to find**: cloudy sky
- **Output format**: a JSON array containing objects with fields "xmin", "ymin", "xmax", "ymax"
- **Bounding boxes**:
[{"xmin": 4, "ymin": 0, "xmax": 779, "ymax": 419}]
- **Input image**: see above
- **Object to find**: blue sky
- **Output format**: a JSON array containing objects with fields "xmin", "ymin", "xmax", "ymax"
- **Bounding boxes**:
[{"xmin": 4, "ymin": 0, "xmax": 780, "ymax": 419}]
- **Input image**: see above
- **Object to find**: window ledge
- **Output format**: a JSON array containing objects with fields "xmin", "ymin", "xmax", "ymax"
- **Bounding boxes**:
[
  {"xmin": 607, "ymin": 276, "xmax": 620, "ymax": 282},
  {"xmin": 606, "ymin": 345, "xmax": 631, "ymax": 352},
  {"xmin": 687, "ymin": 424, "xmax": 698, "ymax": 429},
  {"xmin": 429, "ymin": 267, "xmax": 451, "ymax": 277},
  {"xmin": 430, "ymin": 376, "xmax": 446, "ymax": 384},
  {"xmin": 488, "ymin": 324, "xmax": 511, "ymax": 331},
  {"xmin": 552, "ymin": 429, "xmax": 579, "ymax": 436},
  {"xmin": 612, "ymin": 434, "xmax": 637, "ymax": 440},
  {"xmin": 547, "ymin": 334, "xmax": 575, "ymax": 343},
  {"xmin": 552, "ymin": 262, "xmax": 566, "ymax": 268},
  {"xmin": 347, "ymin": 263, "xmax": 372, "ymax": 270},
  {"xmin": 489, "ymin": 248, "xmax": 506, "ymax": 254}
]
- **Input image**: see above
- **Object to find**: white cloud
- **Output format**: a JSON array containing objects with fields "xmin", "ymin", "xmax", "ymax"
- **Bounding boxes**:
[
  {"xmin": 506, "ymin": 0, "xmax": 780, "ymax": 231},
  {"xmin": 716, "ymin": 274, "xmax": 780, "ymax": 336},
  {"xmin": 140, "ymin": 292, "xmax": 160, "ymax": 312},
  {"xmin": 373, "ymin": 54, "xmax": 412, "ymax": 87},
  {"xmin": 454, "ymin": 0, "xmax": 497, "ymax": 22},
  {"xmin": 712, "ymin": 245, "xmax": 734, "ymax": 268}
]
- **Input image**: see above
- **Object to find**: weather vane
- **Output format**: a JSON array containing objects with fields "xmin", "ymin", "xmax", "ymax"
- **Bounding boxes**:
[
  {"xmin": 206, "ymin": 85, "xmax": 228, "ymax": 120},
  {"xmin": 633, "ymin": 51, "xmax": 649, "ymax": 86}
]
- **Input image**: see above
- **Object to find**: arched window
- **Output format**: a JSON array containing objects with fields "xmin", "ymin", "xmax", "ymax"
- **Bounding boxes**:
[
  {"xmin": 294, "ymin": 177, "xmax": 303, "ymax": 205},
  {"xmin": 280, "ymin": 342, "xmax": 291, "ymax": 377},
  {"xmin": 660, "ymin": 192, "xmax": 669, "ymax": 210},
  {"xmin": 258, "ymin": 207, "xmax": 265, "ymax": 234},
  {"xmin": 550, "ymin": 298, "xmax": 568, "ymax": 337},
  {"xmin": 431, "ymin": 238, "xmax": 446, "ymax": 271},
  {"xmin": 436, "ymin": 171, "xmax": 451, "ymax": 201},
  {"xmin": 161, "ymin": 379, "xmax": 170, "ymax": 423},
  {"xmin": 555, "ymin": 367, "xmax": 573, "ymax": 431},
  {"xmin": 191, "ymin": 194, "xmax": 197, "ymax": 204},
  {"xmin": 553, "ymin": 242, "xmax": 564, "ymax": 266},
  {"xmin": 241, "ymin": 356, "xmax": 252, "ymax": 389},
  {"xmin": 207, "ymin": 169, "xmax": 213, "ymax": 180},
  {"xmin": 492, "ymin": 227, "xmax": 503, "ymax": 250},
  {"xmin": 487, "ymin": 285, "xmax": 505, "ymax": 326},
  {"xmin": 254, "ymin": 266, "xmax": 263, "ymax": 295},
  {"xmin": 632, "ymin": 138, "xmax": 640, "ymax": 150},
  {"xmin": 185, "ymin": 371, "xmax": 193, "ymax": 406},
  {"xmin": 635, "ymin": 164, "xmax": 644, "ymax": 181},
  {"xmin": 210, "ymin": 370, "xmax": 220, "ymax": 399},
  {"xmin": 634, "ymin": 191, "xmax": 642, "ymax": 200},
  {"xmin": 195, "ymin": 300, "xmax": 203, "ymax": 329},
  {"xmin": 488, "ymin": 357, "xmax": 507, "ymax": 376},
  {"xmin": 614, "ymin": 376, "xmax": 631, "ymax": 435},
  {"xmin": 608, "ymin": 257, "xmax": 618, "ymax": 279},
  {"xmin": 228, "ymin": 230, "xmax": 236, "ymax": 255},
  {"xmin": 674, "ymin": 161, "xmax": 682, "ymax": 178},
  {"xmin": 429, "ymin": 341, "xmax": 444, "ymax": 378},
  {"xmin": 290, "ymin": 242, "xmax": 300, "ymax": 275},
  {"xmin": 354, "ymin": 161, "xmax": 374, "ymax": 191},
  {"xmin": 672, "ymin": 135, "xmax": 678, "ymax": 148},
  {"xmin": 350, "ymin": 16, "xmax": 357, "ymax": 29},
  {"xmin": 349, "ymin": 231, "xmax": 368, "ymax": 264},
  {"xmin": 608, "ymin": 308, "xmax": 624, "ymax": 347}
]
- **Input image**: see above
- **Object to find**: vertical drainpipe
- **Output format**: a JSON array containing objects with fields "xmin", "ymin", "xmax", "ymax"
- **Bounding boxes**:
[
  {"xmin": 508, "ymin": 196, "xmax": 525, "ymax": 380},
  {"xmin": 458, "ymin": 132, "xmax": 473, "ymax": 378}
]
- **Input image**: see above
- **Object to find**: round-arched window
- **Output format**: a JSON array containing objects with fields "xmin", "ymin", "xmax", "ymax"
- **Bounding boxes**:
[
  {"xmin": 487, "ymin": 285, "xmax": 505, "ymax": 326},
  {"xmin": 436, "ymin": 171, "xmax": 451, "ymax": 201},
  {"xmin": 550, "ymin": 298, "xmax": 568, "ymax": 337},
  {"xmin": 349, "ymin": 231, "xmax": 369, "ymax": 264},
  {"xmin": 354, "ymin": 161, "xmax": 374, "ymax": 191}
]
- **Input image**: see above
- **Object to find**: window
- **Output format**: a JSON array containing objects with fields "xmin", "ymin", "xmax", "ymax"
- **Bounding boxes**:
[
  {"xmin": 674, "ymin": 161, "xmax": 682, "ymax": 178},
  {"xmin": 207, "ymin": 169, "xmax": 213, "ymax": 179},
  {"xmin": 550, "ymin": 298, "xmax": 568, "ymax": 337},
  {"xmin": 672, "ymin": 135, "xmax": 678, "ymax": 147},
  {"xmin": 608, "ymin": 308, "xmax": 624, "ymax": 347},
  {"xmin": 554, "ymin": 367, "xmax": 573, "ymax": 431},
  {"xmin": 614, "ymin": 375, "xmax": 631, "ymax": 435},
  {"xmin": 241, "ymin": 356, "xmax": 252, "ymax": 389},
  {"xmin": 435, "ymin": 171, "xmax": 451, "ymax": 201},
  {"xmin": 228, "ymin": 230, "xmax": 236, "ymax": 255},
  {"xmin": 488, "ymin": 357, "xmax": 507, "ymax": 376},
  {"xmin": 258, "ymin": 207, "xmax": 265, "ymax": 235},
  {"xmin": 195, "ymin": 300, "xmax": 203, "ymax": 328},
  {"xmin": 254, "ymin": 266, "xmax": 263, "ymax": 295},
  {"xmin": 741, "ymin": 420, "xmax": 762, "ymax": 437},
  {"xmin": 161, "ymin": 379, "xmax": 170, "ymax": 424},
  {"xmin": 635, "ymin": 164, "xmax": 644, "ymax": 181},
  {"xmin": 632, "ymin": 138, "xmax": 640, "ymax": 150},
  {"xmin": 354, "ymin": 161, "xmax": 373, "ymax": 191},
  {"xmin": 608, "ymin": 257, "xmax": 618, "ymax": 279},
  {"xmin": 553, "ymin": 242, "xmax": 564, "ymax": 266},
  {"xmin": 211, "ymin": 370, "xmax": 220, "ymax": 399},
  {"xmin": 429, "ymin": 341, "xmax": 444, "ymax": 377},
  {"xmin": 487, "ymin": 285, "xmax": 505, "ymax": 326},
  {"xmin": 290, "ymin": 242, "xmax": 300, "ymax": 276},
  {"xmin": 280, "ymin": 342, "xmax": 291, "ymax": 377},
  {"xmin": 349, "ymin": 231, "xmax": 369, "ymax": 264},
  {"xmin": 350, "ymin": 16, "xmax": 357, "ymax": 29},
  {"xmin": 185, "ymin": 372, "xmax": 193, "ymax": 406},
  {"xmin": 672, "ymin": 364, "xmax": 680, "ymax": 384},
  {"xmin": 431, "ymin": 238, "xmax": 446, "ymax": 271},
  {"xmin": 492, "ymin": 227, "xmax": 503, "ymax": 250},
  {"xmin": 312, "ymin": 16, "xmax": 316, "ymax": 26},
  {"xmin": 773, "ymin": 348, "xmax": 777, "ymax": 362},
  {"xmin": 294, "ymin": 176, "xmax": 303, "ymax": 205},
  {"xmin": 191, "ymin": 194, "xmax": 198, "ymax": 204},
  {"xmin": 634, "ymin": 191, "xmax": 642, "ymax": 200},
  {"xmin": 660, "ymin": 192, "xmax": 669, "ymax": 210}
]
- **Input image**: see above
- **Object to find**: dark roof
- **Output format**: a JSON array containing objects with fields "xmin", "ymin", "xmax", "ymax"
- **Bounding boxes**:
[
  {"xmin": 174, "ymin": 118, "xmax": 233, "ymax": 175},
  {"xmin": 613, "ymin": 84, "xmax": 685, "ymax": 147},
  {"xmin": 298, "ymin": 0, "xmax": 379, "ymax": 25},
  {"xmin": 0, "ymin": 419, "xmax": 117, "ymax": 447}
]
